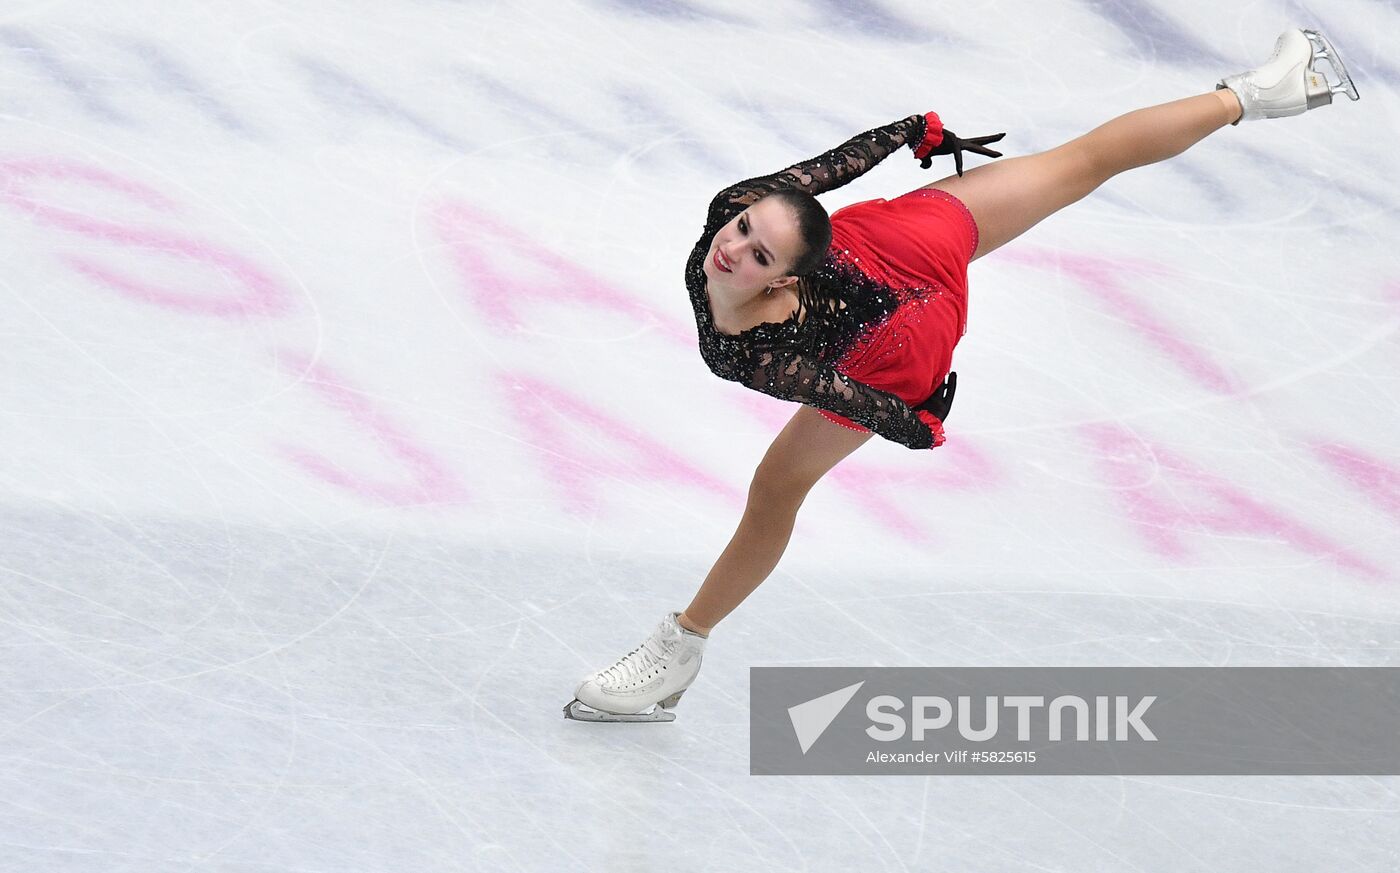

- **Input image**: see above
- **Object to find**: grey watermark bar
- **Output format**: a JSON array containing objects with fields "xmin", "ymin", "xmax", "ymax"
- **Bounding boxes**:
[{"xmin": 750, "ymin": 668, "xmax": 1400, "ymax": 775}]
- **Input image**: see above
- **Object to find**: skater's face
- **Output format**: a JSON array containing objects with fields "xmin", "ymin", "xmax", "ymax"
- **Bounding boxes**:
[{"xmin": 705, "ymin": 197, "xmax": 803, "ymax": 296}]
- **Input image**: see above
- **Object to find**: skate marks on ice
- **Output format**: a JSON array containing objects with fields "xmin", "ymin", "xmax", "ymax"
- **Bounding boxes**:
[{"xmin": 4, "ymin": 504, "xmax": 1400, "ymax": 869}]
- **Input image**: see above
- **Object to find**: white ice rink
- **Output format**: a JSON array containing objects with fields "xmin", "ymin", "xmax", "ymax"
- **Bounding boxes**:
[{"xmin": 3, "ymin": 1, "xmax": 1399, "ymax": 869}]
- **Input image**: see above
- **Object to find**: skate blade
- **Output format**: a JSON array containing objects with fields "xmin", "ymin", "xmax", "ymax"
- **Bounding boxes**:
[
  {"xmin": 1303, "ymin": 29, "xmax": 1360, "ymax": 101},
  {"xmin": 563, "ymin": 699, "xmax": 677, "ymax": 723}
]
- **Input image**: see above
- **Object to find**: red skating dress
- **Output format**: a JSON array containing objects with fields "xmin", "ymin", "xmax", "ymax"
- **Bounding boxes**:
[
  {"xmin": 817, "ymin": 187, "xmax": 976, "ymax": 436},
  {"xmin": 686, "ymin": 112, "xmax": 975, "ymax": 450}
]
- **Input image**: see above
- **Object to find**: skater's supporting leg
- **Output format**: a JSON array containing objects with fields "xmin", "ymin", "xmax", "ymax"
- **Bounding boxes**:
[
  {"xmin": 922, "ymin": 90, "xmax": 1241, "ymax": 262},
  {"xmin": 679, "ymin": 406, "xmax": 873, "ymax": 634}
]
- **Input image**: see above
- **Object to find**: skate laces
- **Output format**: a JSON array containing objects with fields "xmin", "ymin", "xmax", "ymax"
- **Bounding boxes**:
[{"xmin": 598, "ymin": 627, "xmax": 677, "ymax": 686}]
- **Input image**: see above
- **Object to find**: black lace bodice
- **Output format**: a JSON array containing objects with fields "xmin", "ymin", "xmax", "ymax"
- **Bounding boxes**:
[{"xmin": 684, "ymin": 114, "xmax": 945, "ymax": 449}]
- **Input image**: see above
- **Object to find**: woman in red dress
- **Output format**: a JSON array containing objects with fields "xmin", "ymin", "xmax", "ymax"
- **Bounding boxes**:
[{"xmin": 566, "ymin": 27, "xmax": 1359, "ymax": 721}]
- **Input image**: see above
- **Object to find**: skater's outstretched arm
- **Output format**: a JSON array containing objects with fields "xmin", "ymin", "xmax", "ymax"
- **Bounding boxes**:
[
  {"xmin": 705, "ymin": 343, "xmax": 945, "ymax": 450},
  {"xmin": 704, "ymin": 114, "xmax": 930, "ymax": 227}
]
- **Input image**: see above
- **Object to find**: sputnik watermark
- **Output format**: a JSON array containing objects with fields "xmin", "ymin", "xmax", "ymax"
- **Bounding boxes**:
[
  {"xmin": 752, "ymin": 668, "xmax": 1400, "ymax": 775},
  {"xmin": 865, "ymin": 694, "xmax": 1156, "ymax": 742}
]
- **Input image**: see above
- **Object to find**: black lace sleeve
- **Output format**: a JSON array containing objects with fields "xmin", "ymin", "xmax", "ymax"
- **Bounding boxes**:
[
  {"xmin": 704, "ymin": 114, "xmax": 927, "ymax": 229},
  {"xmin": 705, "ymin": 341, "xmax": 939, "ymax": 450}
]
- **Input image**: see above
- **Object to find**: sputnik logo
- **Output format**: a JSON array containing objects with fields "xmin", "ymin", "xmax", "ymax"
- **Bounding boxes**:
[{"xmin": 788, "ymin": 681, "xmax": 864, "ymax": 754}]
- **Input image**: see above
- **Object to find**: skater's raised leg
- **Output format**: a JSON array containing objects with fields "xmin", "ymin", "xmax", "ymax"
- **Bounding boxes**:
[
  {"xmin": 923, "ymin": 90, "xmax": 1239, "ymax": 263},
  {"xmin": 927, "ymin": 27, "xmax": 1358, "ymax": 263}
]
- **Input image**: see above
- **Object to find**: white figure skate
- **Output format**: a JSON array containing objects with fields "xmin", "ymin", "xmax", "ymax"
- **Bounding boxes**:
[
  {"xmin": 1217, "ymin": 27, "xmax": 1360, "ymax": 125},
  {"xmin": 563, "ymin": 611, "xmax": 706, "ymax": 723}
]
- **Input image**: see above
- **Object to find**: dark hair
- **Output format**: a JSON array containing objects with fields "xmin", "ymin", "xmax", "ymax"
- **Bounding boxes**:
[{"xmin": 762, "ymin": 189, "xmax": 831, "ymax": 277}]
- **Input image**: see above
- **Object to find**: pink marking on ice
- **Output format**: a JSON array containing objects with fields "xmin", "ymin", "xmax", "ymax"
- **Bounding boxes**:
[
  {"xmin": 501, "ymin": 371, "xmax": 738, "ymax": 515},
  {"xmin": 0, "ymin": 157, "xmax": 290, "ymax": 317},
  {"xmin": 1083, "ymin": 423, "xmax": 1385, "ymax": 581},
  {"xmin": 827, "ymin": 441, "xmax": 1005, "ymax": 544},
  {"xmin": 432, "ymin": 200, "xmax": 691, "ymax": 344},
  {"xmin": 1000, "ymin": 247, "xmax": 1242, "ymax": 395},
  {"xmin": 272, "ymin": 351, "xmax": 468, "ymax": 507},
  {"xmin": 1313, "ymin": 441, "xmax": 1400, "ymax": 524},
  {"xmin": 1385, "ymin": 280, "xmax": 1400, "ymax": 307},
  {"xmin": 0, "ymin": 157, "xmax": 177, "ymax": 220}
]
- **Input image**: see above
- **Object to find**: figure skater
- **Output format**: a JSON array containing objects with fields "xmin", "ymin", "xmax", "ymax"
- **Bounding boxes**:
[{"xmin": 565, "ymin": 27, "xmax": 1359, "ymax": 721}]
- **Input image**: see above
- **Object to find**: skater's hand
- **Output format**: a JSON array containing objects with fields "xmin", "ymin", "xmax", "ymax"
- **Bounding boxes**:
[
  {"xmin": 915, "ymin": 371, "xmax": 957, "ymax": 423},
  {"xmin": 916, "ymin": 130, "xmax": 1006, "ymax": 176}
]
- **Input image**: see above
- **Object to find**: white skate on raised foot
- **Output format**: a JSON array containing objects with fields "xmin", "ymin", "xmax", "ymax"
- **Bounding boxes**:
[
  {"xmin": 563, "ymin": 611, "xmax": 706, "ymax": 723},
  {"xmin": 1216, "ymin": 27, "xmax": 1360, "ymax": 125}
]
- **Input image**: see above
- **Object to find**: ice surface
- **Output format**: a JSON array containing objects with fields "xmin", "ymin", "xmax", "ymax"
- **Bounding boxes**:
[{"xmin": 2, "ymin": 1, "xmax": 1398, "ymax": 870}]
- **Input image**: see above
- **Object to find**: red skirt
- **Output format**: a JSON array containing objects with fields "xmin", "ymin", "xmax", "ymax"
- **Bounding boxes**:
[{"xmin": 818, "ymin": 187, "xmax": 978, "ymax": 434}]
